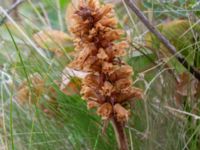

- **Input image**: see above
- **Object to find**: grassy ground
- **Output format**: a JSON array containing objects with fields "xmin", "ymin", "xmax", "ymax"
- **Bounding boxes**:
[{"xmin": 0, "ymin": 0, "xmax": 200, "ymax": 150}]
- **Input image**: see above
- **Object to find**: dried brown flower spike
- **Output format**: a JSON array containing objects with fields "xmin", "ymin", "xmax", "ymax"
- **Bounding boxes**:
[{"xmin": 69, "ymin": 0, "xmax": 142, "ymax": 149}]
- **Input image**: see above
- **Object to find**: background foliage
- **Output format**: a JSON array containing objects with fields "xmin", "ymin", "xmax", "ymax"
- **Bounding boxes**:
[{"xmin": 0, "ymin": 0, "xmax": 200, "ymax": 149}]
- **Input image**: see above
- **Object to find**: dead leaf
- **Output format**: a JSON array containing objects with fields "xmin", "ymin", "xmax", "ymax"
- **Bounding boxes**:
[
  {"xmin": 176, "ymin": 73, "xmax": 198, "ymax": 96},
  {"xmin": 175, "ymin": 72, "xmax": 199, "ymax": 105}
]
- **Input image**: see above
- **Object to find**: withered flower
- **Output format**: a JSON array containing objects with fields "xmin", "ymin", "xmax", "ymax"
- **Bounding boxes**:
[
  {"xmin": 16, "ymin": 74, "xmax": 58, "ymax": 116},
  {"xmin": 69, "ymin": 0, "xmax": 142, "ymax": 123},
  {"xmin": 97, "ymin": 102, "xmax": 113, "ymax": 120},
  {"xmin": 16, "ymin": 73, "xmax": 45, "ymax": 105}
]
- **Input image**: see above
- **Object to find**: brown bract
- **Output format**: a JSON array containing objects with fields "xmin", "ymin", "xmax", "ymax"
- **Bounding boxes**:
[{"xmin": 69, "ymin": 0, "xmax": 143, "ymax": 122}]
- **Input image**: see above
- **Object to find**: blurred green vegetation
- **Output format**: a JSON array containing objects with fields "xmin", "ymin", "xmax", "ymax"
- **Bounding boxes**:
[{"xmin": 0, "ymin": 0, "xmax": 200, "ymax": 150}]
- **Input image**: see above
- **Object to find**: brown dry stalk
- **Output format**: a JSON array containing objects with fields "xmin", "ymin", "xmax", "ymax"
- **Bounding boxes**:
[
  {"xmin": 112, "ymin": 117, "xmax": 129, "ymax": 150},
  {"xmin": 68, "ymin": 0, "xmax": 143, "ymax": 149},
  {"xmin": 124, "ymin": 0, "xmax": 200, "ymax": 81}
]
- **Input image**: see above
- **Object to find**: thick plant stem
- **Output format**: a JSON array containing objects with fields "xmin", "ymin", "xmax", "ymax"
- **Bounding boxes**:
[{"xmin": 112, "ymin": 117, "xmax": 129, "ymax": 150}]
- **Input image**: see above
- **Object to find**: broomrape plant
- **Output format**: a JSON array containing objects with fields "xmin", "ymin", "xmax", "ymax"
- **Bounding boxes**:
[{"xmin": 68, "ymin": 0, "xmax": 142, "ymax": 149}]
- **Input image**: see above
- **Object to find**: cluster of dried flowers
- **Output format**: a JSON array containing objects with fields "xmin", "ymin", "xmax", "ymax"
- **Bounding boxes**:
[
  {"xmin": 69, "ymin": 0, "xmax": 142, "ymax": 123},
  {"xmin": 17, "ymin": 74, "xmax": 45, "ymax": 105},
  {"xmin": 16, "ymin": 74, "xmax": 59, "ymax": 116}
]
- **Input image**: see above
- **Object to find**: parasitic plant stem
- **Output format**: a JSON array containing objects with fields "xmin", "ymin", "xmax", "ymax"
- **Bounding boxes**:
[
  {"xmin": 68, "ymin": 1, "xmax": 143, "ymax": 149},
  {"xmin": 112, "ymin": 117, "xmax": 129, "ymax": 150}
]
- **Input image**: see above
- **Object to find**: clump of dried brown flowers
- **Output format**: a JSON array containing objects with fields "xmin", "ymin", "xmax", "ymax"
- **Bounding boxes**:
[
  {"xmin": 69, "ymin": 0, "xmax": 142, "ymax": 123},
  {"xmin": 69, "ymin": 0, "xmax": 142, "ymax": 149},
  {"xmin": 16, "ymin": 73, "xmax": 45, "ymax": 105},
  {"xmin": 16, "ymin": 73, "xmax": 79, "ymax": 117}
]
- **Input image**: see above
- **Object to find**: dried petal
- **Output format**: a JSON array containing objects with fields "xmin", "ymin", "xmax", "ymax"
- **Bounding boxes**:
[
  {"xmin": 96, "ymin": 4, "xmax": 113, "ymax": 21},
  {"xmin": 101, "ymin": 81, "xmax": 114, "ymax": 96},
  {"xmin": 97, "ymin": 103, "xmax": 112, "ymax": 120},
  {"xmin": 83, "ymin": 74, "xmax": 101, "ymax": 88},
  {"xmin": 83, "ymin": 56, "xmax": 98, "ymax": 71},
  {"xmin": 69, "ymin": 47, "xmax": 92, "ymax": 69},
  {"xmin": 110, "ymin": 65, "xmax": 133, "ymax": 81},
  {"xmin": 102, "ymin": 62, "xmax": 115, "ymax": 74},
  {"xmin": 97, "ymin": 48, "xmax": 108, "ymax": 60},
  {"xmin": 88, "ymin": 0, "xmax": 100, "ymax": 9},
  {"xmin": 112, "ymin": 41, "xmax": 128, "ymax": 57},
  {"xmin": 104, "ymin": 29, "xmax": 123, "ymax": 42},
  {"xmin": 98, "ymin": 18, "xmax": 117, "ymax": 27},
  {"xmin": 115, "ymin": 87, "xmax": 143, "ymax": 102},
  {"xmin": 131, "ymin": 87, "xmax": 143, "ymax": 99},
  {"xmin": 81, "ymin": 86, "xmax": 97, "ymax": 100},
  {"xmin": 87, "ymin": 101, "xmax": 99, "ymax": 109},
  {"xmin": 115, "ymin": 78, "xmax": 132, "ymax": 91},
  {"xmin": 114, "ymin": 104, "xmax": 130, "ymax": 122}
]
